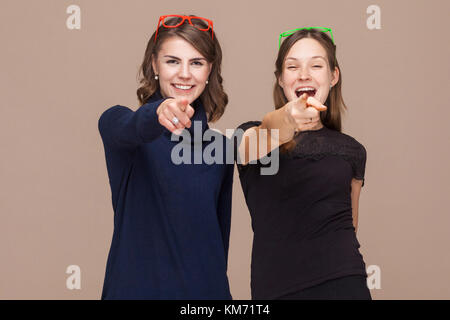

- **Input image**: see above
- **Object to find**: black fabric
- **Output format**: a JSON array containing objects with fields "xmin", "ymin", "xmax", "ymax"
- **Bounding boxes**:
[
  {"xmin": 277, "ymin": 275, "xmax": 372, "ymax": 300},
  {"xmin": 235, "ymin": 121, "xmax": 368, "ymax": 300}
]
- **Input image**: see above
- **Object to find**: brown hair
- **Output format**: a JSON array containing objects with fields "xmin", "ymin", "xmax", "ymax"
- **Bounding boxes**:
[
  {"xmin": 274, "ymin": 29, "xmax": 347, "ymax": 152},
  {"xmin": 136, "ymin": 15, "xmax": 228, "ymax": 122}
]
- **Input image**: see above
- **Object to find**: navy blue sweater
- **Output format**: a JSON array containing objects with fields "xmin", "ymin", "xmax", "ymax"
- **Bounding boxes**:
[{"xmin": 98, "ymin": 92, "xmax": 233, "ymax": 299}]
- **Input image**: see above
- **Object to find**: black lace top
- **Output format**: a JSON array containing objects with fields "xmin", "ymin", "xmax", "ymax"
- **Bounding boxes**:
[
  {"xmin": 235, "ymin": 121, "xmax": 368, "ymax": 299},
  {"xmin": 287, "ymin": 125, "xmax": 366, "ymax": 185}
]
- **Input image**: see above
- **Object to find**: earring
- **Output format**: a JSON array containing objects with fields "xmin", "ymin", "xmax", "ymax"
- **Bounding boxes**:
[
  {"xmin": 155, "ymin": 75, "xmax": 159, "ymax": 80},
  {"xmin": 206, "ymin": 80, "xmax": 209, "ymax": 85}
]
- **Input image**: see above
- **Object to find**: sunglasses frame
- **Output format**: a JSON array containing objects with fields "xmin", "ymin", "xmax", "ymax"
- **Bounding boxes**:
[
  {"xmin": 154, "ymin": 14, "xmax": 214, "ymax": 42},
  {"xmin": 278, "ymin": 27, "xmax": 335, "ymax": 49}
]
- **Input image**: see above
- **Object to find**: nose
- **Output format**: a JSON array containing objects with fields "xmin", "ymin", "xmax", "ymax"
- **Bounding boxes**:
[
  {"xmin": 298, "ymin": 68, "xmax": 311, "ymax": 81},
  {"xmin": 178, "ymin": 62, "xmax": 191, "ymax": 80}
]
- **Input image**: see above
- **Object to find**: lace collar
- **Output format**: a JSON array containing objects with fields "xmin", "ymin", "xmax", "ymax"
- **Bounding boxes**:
[{"xmin": 286, "ymin": 126, "xmax": 365, "ymax": 164}]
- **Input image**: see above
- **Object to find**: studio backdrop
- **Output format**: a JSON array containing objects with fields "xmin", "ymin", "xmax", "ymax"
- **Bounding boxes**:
[{"xmin": 1, "ymin": 0, "xmax": 449, "ymax": 299}]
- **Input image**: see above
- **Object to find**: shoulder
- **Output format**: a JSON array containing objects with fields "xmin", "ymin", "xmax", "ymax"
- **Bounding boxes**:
[
  {"xmin": 98, "ymin": 104, "xmax": 130, "ymax": 122},
  {"xmin": 336, "ymin": 130, "xmax": 367, "ymax": 156},
  {"xmin": 231, "ymin": 121, "xmax": 262, "ymax": 149},
  {"xmin": 98, "ymin": 105, "xmax": 126, "ymax": 131},
  {"xmin": 100, "ymin": 104, "xmax": 128, "ymax": 115}
]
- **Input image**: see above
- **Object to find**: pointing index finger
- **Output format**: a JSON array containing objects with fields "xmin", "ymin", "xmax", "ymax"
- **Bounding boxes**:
[
  {"xmin": 185, "ymin": 104, "xmax": 195, "ymax": 119},
  {"xmin": 177, "ymin": 98, "xmax": 189, "ymax": 112},
  {"xmin": 292, "ymin": 92, "xmax": 309, "ymax": 109},
  {"xmin": 306, "ymin": 96, "xmax": 327, "ymax": 111}
]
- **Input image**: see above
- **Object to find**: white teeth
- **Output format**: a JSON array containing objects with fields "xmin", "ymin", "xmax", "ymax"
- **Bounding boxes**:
[
  {"xmin": 296, "ymin": 87, "xmax": 316, "ymax": 92},
  {"xmin": 174, "ymin": 84, "xmax": 193, "ymax": 90}
]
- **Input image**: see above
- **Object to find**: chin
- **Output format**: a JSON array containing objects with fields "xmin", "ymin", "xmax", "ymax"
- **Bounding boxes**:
[{"xmin": 176, "ymin": 91, "xmax": 200, "ymax": 103}]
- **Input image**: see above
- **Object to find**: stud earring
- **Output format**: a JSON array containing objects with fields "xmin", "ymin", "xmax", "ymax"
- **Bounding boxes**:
[
  {"xmin": 155, "ymin": 75, "xmax": 159, "ymax": 80},
  {"xmin": 206, "ymin": 80, "xmax": 209, "ymax": 85}
]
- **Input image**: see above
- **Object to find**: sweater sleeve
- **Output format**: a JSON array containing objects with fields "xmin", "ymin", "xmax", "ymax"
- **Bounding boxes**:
[
  {"xmin": 98, "ymin": 98, "xmax": 167, "ymax": 149},
  {"xmin": 217, "ymin": 161, "xmax": 234, "ymax": 268}
]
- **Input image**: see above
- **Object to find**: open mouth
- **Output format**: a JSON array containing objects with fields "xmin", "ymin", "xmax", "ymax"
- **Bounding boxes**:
[{"xmin": 295, "ymin": 87, "xmax": 316, "ymax": 98}]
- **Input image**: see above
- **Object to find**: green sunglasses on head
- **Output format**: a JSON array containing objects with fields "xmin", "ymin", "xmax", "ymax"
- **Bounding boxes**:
[{"xmin": 278, "ymin": 27, "xmax": 335, "ymax": 49}]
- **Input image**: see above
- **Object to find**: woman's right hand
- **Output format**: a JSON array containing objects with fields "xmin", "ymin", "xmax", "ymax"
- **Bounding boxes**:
[
  {"xmin": 284, "ymin": 93, "xmax": 328, "ymax": 133},
  {"xmin": 156, "ymin": 98, "xmax": 195, "ymax": 134}
]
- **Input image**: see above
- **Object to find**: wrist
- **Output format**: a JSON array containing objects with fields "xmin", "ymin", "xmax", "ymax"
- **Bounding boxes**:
[{"xmin": 282, "ymin": 104, "xmax": 297, "ymax": 133}]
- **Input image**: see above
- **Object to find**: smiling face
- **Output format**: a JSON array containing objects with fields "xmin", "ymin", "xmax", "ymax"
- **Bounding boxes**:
[
  {"xmin": 152, "ymin": 36, "xmax": 212, "ymax": 104},
  {"xmin": 278, "ymin": 38, "xmax": 339, "ymax": 104}
]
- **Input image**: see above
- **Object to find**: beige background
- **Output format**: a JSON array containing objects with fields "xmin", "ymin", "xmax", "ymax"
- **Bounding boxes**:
[{"xmin": 1, "ymin": 0, "xmax": 449, "ymax": 299}]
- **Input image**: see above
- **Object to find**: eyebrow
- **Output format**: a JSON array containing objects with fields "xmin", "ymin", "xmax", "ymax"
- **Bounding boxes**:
[
  {"xmin": 163, "ymin": 55, "xmax": 207, "ymax": 61},
  {"xmin": 285, "ymin": 56, "xmax": 327, "ymax": 62}
]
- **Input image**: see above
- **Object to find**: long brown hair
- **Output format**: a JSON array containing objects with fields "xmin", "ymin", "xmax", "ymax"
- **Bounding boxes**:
[
  {"xmin": 136, "ymin": 15, "xmax": 228, "ymax": 122},
  {"xmin": 274, "ymin": 29, "xmax": 347, "ymax": 152}
]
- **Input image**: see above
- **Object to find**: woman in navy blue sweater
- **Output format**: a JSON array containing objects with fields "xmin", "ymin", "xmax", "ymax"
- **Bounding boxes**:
[{"xmin": 98, "ymin": 15, "xmax": 233, "ymax": 299}]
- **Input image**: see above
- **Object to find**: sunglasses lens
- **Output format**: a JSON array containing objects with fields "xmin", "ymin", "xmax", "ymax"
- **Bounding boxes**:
[
  {"xmin": 190, "ymin": 17, "xmax": 210, "ymax": 31},
  {"xmin": 162, "ymin": 15, "xmax": 184, "ymax": 27}
]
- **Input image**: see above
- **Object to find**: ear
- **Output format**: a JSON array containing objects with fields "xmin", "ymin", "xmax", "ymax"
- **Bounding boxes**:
[
  {"xmin": 278, "ymin": 75, "xmax": 284, "ymax": 89},
  {"xmin": 207, "ymin": 62, "xmax": 213, "ymax": 77},
  {"xmin": 331, "ymin": 67, "xmax": 340, "ymax": 87},
  {"xmin": 151, "ymin": 54, "xmax": 158, "ymax": 75}
]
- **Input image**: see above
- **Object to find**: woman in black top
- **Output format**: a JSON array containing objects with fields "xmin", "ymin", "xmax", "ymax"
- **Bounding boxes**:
[{"xmin": 236, "ymin": 28, "xmax": 371, "ymax": 300}]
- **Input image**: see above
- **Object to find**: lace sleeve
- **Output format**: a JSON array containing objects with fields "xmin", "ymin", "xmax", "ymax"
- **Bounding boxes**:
[{"xmin": 352, "ymin": 143, "xmax": 367, "ymax": 187}]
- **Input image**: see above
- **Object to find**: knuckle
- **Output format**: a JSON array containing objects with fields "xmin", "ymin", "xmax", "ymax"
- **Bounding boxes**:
[
  {"xmin": 169, "ymin": 102, "xmax": 177, "ymax": 110},
  {"xmin": 164, "ymin": 108, "xmax": 172, "ymax": 117}
]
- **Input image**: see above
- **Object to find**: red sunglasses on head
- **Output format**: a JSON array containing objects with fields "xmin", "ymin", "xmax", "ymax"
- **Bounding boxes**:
[{"xmin": 154, "ymin": 14, "xmax": 214, "ymax": 42}]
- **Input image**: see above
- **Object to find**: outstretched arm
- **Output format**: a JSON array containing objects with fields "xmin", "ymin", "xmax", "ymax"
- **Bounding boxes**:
[
  {"xmin": 98, "ymin": 97, "xmax": 195, "ymax": 149},
  {"xmin": 238, "ymin": 93, "xmax": 327, "ymax": 165},
  {"xmin": 98, "ymin": 99, "xmax": 167, "ymax": 149}
]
